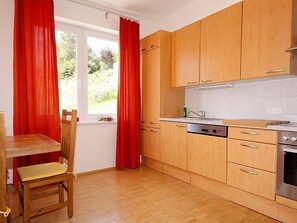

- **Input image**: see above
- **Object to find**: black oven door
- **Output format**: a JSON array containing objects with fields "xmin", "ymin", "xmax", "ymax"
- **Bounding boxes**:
[{"xmin": 276, "ymin": 144, "xmax": 297, "ymax": 201}]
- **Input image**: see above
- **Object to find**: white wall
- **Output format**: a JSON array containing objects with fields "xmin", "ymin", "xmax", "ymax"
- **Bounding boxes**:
[
  {"xmin": 0, "ymin": 0, "xmax": 14, "ymax": 136},
  {"xmin": 186, "ymin": 78, "xmax": 297, "ymax": 122},
  {"xmin": 74, "ymin": 123, "xmax": 117, "ymax": 173},
  {"xmin": 141, "ymin": 0, "xmax": 242, "ymax": 36}
]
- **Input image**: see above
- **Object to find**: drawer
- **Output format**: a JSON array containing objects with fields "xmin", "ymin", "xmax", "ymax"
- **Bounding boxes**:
[
  {"xmin": 229, "ymin": 127, "xmax": 277, "ymax": 144},
  {"xmin": 228, "ymin": 139, "xmax": 276, "ymax": 172},
  {"xmin": 227, "ymin": 162, "xmax": 276, "ymax": 200}
]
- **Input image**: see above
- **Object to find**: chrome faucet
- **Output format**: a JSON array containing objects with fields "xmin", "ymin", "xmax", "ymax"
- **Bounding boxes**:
[{"xmin": 187, "ymin": 110, "xmax": 206, "ymax": 119}]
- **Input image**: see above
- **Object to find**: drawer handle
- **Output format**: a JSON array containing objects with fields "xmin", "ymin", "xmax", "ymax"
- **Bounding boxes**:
[
  {"xmin": 141, "ymin": 128, "xmax": 146, "ymax": 131},
  {"xmin": 201, "ymin": 79, "xmax": 213, "ymax": 83},
  {"xmin": 150, "ymin": 130, "xmax": 158, "ymax": 133},
  {"xmin": 240, "ymin": 168, "xmax": 258, "ymax": 175},
  {"xmin": 187, "ymin": 81, "xmax": 198, "ymax": 84},
  {"xmin": 150, "ymin": 122, "xmax": 157, "ymax": 125},
  {"xmin": 151, "ymin": 44, "xmax": 158, "ymax": 48},
  {"xmin": 240, "ymin": 143, "xmax": 259, "ymax": 149},
  {"xmin": 141, "ymin": 121, "xmax": 146, "ymax": 123},
  {"xmin": 240, "ymin": 131, "xmax": 259, "ymax": 135},
  {"xmin": 141, "ymin": 48, "xmax": 146, "ymax": 52},
  {"xmin": 176, "ymin": 124, "xmax": 186, "ymax": 128},
  {"xmin": 266, "ymin": 69, "xmax": 286, "ymax": 74}
]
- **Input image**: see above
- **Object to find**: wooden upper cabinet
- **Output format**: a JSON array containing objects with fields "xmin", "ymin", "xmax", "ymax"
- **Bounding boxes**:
[
  {"xmin": 241, "ymin": 0, "xmax": 294, "ymax": 79},
  {"xmin": 200, "ymin": 2, "xmax": 242, "ymax": 84},
  {"xmin": 171, "ymin": 21, "xmax": 201, "ymax": 87},
  {"xmin": 140, "ymin": 30, "xmax": 185, "ymax": 129},
  {"xmin": 140, "ymin": 31, "xmax": 161, "ymax": 53},
  {"xmin": 140, "ymin": 51, "xmax": 149, "ymax": 127},
  {"xmin": 148, "ymin": 48, "xmax": 161, "ymax": 128}
]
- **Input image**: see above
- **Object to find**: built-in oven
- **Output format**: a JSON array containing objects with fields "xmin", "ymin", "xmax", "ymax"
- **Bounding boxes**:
[{"xmin": 276, "ymin": 131, "xmax": 297, "ymax": 201}]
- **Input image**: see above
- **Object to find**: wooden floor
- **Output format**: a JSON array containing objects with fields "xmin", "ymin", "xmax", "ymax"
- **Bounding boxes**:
[{"xmin": 7, "ymin": 166, "xmax": 278, "ymax": 223}]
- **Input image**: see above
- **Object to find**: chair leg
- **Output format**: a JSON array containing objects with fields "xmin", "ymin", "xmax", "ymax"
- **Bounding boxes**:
[
  {"xmin": 67, "ymin": 178, "xmax": 73, "ymax": 218},
  {"xmin": 19, "ymin": 182, "xmax": 23, "ymax": 215},
  {"xmin": 59, "ymin": 182, "xmax": 64, "ymax": 202},
  {"xmin": 23, "ymin": 184, "xmax": 30, "ymax": 223}
]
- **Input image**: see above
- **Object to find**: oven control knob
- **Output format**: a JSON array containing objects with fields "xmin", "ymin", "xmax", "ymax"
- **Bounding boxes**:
[
  {"xmin": 291, "ymin": 137, "xmax": 297, "ymax": 142},
  {"xmin": 282, "ymin": 136, "xmax": 289, "ymax": 141}
]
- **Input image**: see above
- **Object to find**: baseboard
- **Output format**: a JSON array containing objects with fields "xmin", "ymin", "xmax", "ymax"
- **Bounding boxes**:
[{"xmin": 76, "ymin": 167, "xmax": 115, "ymax": 176}]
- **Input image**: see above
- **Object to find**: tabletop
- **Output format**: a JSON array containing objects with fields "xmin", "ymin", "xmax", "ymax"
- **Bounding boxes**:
[{"xmin": 5, "ymin": 134, "xmax": 61, "ymax": 158}]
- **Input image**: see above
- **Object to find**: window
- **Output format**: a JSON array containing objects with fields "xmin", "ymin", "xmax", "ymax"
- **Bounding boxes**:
[{"xmin": 55, "ymin": 23, "xmax": 119, "ymax": 121}]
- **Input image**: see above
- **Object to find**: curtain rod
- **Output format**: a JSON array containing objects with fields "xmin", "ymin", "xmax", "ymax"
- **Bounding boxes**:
[{"xmin": 66, "ymin": 0, "xmax": 140, "ymax": 23}]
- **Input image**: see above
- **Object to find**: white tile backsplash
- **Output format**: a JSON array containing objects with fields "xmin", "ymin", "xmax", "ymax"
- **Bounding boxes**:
[{"xmin": 185, "ymin": 77, "xmax": 297, "ymax": 122}]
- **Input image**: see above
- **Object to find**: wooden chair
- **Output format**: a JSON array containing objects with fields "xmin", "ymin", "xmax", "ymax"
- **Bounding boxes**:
[
  {"xmin": 17, "ymin": 109, "xmax": 77, "ymax": 223},
  {"xmin": 0, "ymin": 112, "xmax": 10, "ymax": 223}
]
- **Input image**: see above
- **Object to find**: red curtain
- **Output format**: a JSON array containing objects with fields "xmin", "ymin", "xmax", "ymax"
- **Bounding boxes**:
[
  {"xmin": 116, "ymin": 18, "xmax": 141, "ymax": 169},
  {"xmin": 13, "ymin": 0, "xmax": 60, "ymax": 185}
]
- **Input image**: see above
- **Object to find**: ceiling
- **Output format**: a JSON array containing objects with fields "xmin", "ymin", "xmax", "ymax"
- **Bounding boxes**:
[{"xmin": 78, "ymin": 0, "xmax": 196, "ymax": 21}]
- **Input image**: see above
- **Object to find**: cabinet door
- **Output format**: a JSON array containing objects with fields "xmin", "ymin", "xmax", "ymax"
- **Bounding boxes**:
[
  {"xmin": 171, "ymin": 21, "xmax": 200, "ymax": 87},
  {"xmin": 160, "ymin": 122, "xmax": 187, "ymax": 170},
  {"xmin": 241, "ymin": 0, "xmax": 292, "ymax": 79},
  {"xmin": 227, "ymin": 162, "xmax": 276, "ymax": 200},
  {"xmin": 149, "ymin": 128, "xmax": 160, "ymax": 161},
  {"xmin": 200, "ymin": 2, "xmax": 242, "ymax": 84},
  {"xmin": 140, "ymin": 52, "xmax": 149, "ymax": 127},
  {"xmin": 148, "ymin": 48, "xmax": 161, "ymax": 128},
  {"xmin": 188, "ymin": 134, "xmax": 227, "ymax": 183},
  {"xmin": 140, "ymin": 127, "xmax": 149, "ymax": 157}
]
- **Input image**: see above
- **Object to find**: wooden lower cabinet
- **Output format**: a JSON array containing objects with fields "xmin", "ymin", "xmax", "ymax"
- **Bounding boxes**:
[
  {"xmin": 187, "ymin": 133, "xmax": 227, "ymax": 183},
  {"xmin": 160, "ymin": 121, "xmax": 187, "ymax": 170},
  {"xmin": 228, "ymin": 139, "xmax": 276, "ymax": 172},
  {"xmin": 227, "ymin": 162, "xmax": 276, "ymax": 200},
  {"xmin": 140, "ymin": 127, "xmax": 160, "ymax": 162},
  {"xmin": 140, "ymin": 127, "xmax": 149, "ymax": 157},
  {"xmin": 149, "ymin": 128, "xmax": 160, "ymax": 161}
]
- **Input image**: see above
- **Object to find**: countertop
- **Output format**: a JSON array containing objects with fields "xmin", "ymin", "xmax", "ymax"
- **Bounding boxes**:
[{"xmin": 159, "ymin": 117, "xmax": 297, "ymax": 132}]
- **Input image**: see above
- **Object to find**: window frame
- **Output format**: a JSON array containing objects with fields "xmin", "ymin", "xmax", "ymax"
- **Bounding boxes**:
[{"xmin": 55, "ymin": 22, "xmax": 119, "ymax": 121}]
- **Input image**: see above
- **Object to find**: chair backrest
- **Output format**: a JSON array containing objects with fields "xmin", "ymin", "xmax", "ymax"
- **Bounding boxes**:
[
  {"xmin": 0, "ymin": 112, "xmax": 7, "ymax": 222},
  {"xmin": 60, "ymin": 109, "xmax": 77, "ymax": 173}
]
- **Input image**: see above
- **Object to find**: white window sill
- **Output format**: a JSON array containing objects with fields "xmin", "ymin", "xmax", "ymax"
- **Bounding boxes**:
[{"xmin": 77, "ymin": 121, "xmax": 117, "ymax": 125}]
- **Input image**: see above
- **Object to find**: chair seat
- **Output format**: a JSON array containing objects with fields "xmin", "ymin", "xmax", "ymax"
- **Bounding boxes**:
[{"xmin": 17, "ymin": 162, "xmax": 67, "ymax": 182}]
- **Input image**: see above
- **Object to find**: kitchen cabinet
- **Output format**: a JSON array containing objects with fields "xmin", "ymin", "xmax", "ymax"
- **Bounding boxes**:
[
  {"xmin": 171, "ymin": 21, "xmax": 200, "ymax": 87},
  {"xmin": 241, "ymin": 0, "xmax": 296, "ymax": 79},
  {"xmin": 160, "ymin": 121, "xmax": 187, "ymax": 170},
  {"xmin": 200, "ymin": 2, "xmax": 242, "ymax": 84},
  {"xmin": 187, "ymin": 133, "xmax": 227, "ymax": 183},
  {"xmin": 227, "ymin": 127, "xmax": 277, "ymax": 200},
  {"xmin": 140, "ymin": 127, "xmax": 149, "ymax": 157},
  {"xmin": 140, "ymin": 30, "xmax": 184, "ymax": 162},
  {"xmin": 227, "ymin": 162, "xmax": 276, "ymax": 200},
  {"xmin": 140, "ymin": 127, "xmax": 160, "ymax": 161},
  {"xmin": 140, "ymin": 30, "xmax": 184, "ymax": 129}
]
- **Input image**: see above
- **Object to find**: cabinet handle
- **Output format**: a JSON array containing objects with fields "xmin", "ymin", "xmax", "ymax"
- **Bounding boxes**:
[
  {"xmin": 141, "ymin": 48, "xmax": 146, "ymax": 52},
  {"xmin": 266, "ymin": 69, "xmax": 286, "ymax": 74},
  {"xmin": 141, "ymin": 128, "xmax": 146, "ymax": 131},
  {"xmin": 240, "ymin": 131, "xmax": 259, "ymax": 135},
  {"xmin": 141, "ymin": 121, "xmax": 146, "ymax": 123},
  {"xmin": 187, "ymin": 81, "xmax": 198, "ymax": 84},
  {"xmin": 150, "ymin": 129, "xmax": 158, "ymax": 133},
  {"xmin": 151, "ymin": 44, "xmax": 158, "ymax": 48},
  {"xmin": 176, "ymin": 124, "xmax": 186, "ymax": 128},
  {"xmin": 240, "ymin": 143, "xmax": 259, "ymax": 149},
  {"xmin": 286, "ymin": 46, "xmax": 297, "ymax": 52},
  {"xmin": 240, "ymin": 168, "xmax": 258, "ymax": 175},
  {"xmin": 150, "ymin": 122, "xmax": 157, "ymax": 125},
  {"xmin": 201, "ymin": 79, "xmax": 213, "ymax": 83}
]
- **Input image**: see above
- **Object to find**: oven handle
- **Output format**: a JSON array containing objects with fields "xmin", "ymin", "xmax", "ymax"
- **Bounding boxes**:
[{"xmin": 283, "ymin": 147, "xmax": 297, "ymax": 154}]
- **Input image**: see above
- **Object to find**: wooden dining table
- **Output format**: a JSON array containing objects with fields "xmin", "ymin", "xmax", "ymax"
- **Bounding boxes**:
[{"xmin": 0, "ymin": 134, "xmax": 60, "ymax": 223}]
